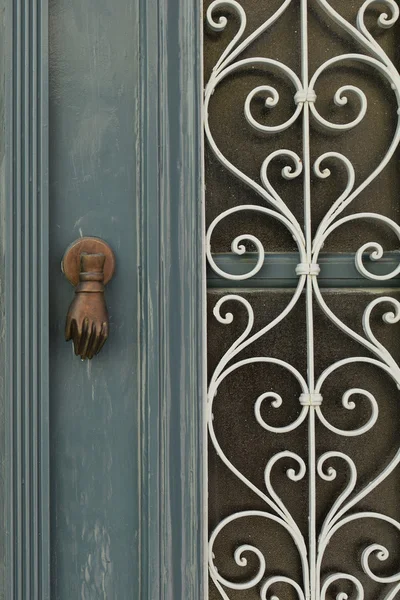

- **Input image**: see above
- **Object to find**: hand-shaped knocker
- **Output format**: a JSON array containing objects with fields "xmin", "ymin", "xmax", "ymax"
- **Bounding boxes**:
[{"xmin": 62, "ymin": 237, "xmax": 116, "ymax": 360}]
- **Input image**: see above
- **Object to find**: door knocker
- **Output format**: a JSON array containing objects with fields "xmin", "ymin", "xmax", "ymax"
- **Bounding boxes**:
[{"xmin": 61, "ymin": 237, "xmax": 116, "ymax": 360}]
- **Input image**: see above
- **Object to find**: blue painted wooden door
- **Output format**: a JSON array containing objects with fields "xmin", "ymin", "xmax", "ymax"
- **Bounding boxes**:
[{"xmin": 1, "ymin": 0, "xmax": 203, "ymax": 597}]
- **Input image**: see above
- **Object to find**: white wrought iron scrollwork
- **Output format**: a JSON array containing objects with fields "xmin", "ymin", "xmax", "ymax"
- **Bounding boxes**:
[{"xmin": 205, "ymin": 1, "xmax": 400, "ymax": 599}]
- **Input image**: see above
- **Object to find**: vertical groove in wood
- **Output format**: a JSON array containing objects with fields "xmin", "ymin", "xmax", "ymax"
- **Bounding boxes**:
[
  {"xmin": 5, "ymin": 0, "xmax": 49, "ymax": 598},
  {"xmin": 31, "ymin": 1, "xmax": 39, "ymax": 596}
]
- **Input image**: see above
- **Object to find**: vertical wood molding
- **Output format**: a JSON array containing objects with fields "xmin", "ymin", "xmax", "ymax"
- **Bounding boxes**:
[
  {"xmin": 138, "ymin": 0, "xmax": 205, "ymax": 597},
  {"xmin": 4, "ymin": 1, "xmax": 49, "ymax": 598}
]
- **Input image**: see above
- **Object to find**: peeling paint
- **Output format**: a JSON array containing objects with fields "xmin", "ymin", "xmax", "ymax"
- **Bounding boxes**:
[{"xmin": 80, "ymin": 521, "xmax": 112, "ymax": 600}]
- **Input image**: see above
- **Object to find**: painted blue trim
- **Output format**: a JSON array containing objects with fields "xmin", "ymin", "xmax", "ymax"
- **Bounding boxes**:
[
  {"xmin": 3, "ymin": 1, "xmax": 49, "ymax": 598},
  {"xmin": 139, "ymin": 0, "xmax": 205, "ymax": 598},
  {"xmin": 208, "ymin": 252, "xmax": 400, "ymax": 288}
]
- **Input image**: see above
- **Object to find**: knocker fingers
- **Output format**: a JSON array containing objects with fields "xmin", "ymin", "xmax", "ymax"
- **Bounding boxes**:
[
  {"xmin": 86, "ymin": 321, "xmax": 109, "ymax": 360},
  {"xmin": 65, "ymin": 317, "xmax": 109, "ymax": 360}
]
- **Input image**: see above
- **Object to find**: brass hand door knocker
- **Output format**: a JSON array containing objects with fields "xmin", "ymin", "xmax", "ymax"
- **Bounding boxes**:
[{"xmin": 62, "ymin": 237, "xmax": 116, "ymax": 360}]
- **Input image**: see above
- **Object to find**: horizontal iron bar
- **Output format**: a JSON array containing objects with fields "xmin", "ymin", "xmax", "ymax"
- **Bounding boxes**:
[{"xmin": 207, "ymin": 252, "xmax": 400, "ymax": 288}]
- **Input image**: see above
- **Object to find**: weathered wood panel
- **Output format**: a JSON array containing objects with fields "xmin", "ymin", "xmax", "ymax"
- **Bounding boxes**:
[{"xmin": 48, "ymin": 0, "xmax": 140, "ymax": 597}]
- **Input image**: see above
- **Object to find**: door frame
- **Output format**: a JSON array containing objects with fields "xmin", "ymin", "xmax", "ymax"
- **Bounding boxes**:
[
  {"xmin": 1, "ymin": 0, "xmax": 205, "ymax": 598},
  {"xmin": 2, "ymin": 1, "xmax": 50, "ymax": 598},
  {"xmin": 137, "ymin": 0, "xmax": 206, "ymax": 598}
]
